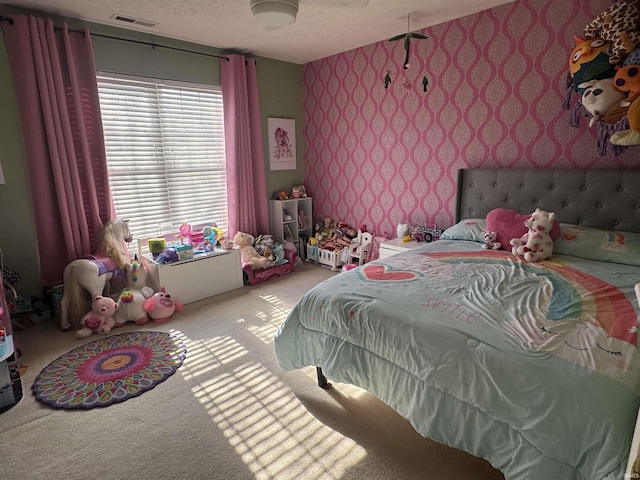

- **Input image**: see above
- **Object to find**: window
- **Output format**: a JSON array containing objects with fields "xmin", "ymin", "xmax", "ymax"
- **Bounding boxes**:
[{"xmin": 97, "ymin": 73, "xmax": 227, "ymax": 253}]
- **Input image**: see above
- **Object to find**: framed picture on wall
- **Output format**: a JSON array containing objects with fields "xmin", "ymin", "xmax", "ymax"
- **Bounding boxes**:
[{"xmin": 268, "ymin": 117, "xmax": 296, "ymax": 171}]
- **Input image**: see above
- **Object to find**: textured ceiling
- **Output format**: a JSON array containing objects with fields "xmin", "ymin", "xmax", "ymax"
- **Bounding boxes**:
[{"xmin": 1, "ymin": 0, "xmax": 515, "ymax": 64}]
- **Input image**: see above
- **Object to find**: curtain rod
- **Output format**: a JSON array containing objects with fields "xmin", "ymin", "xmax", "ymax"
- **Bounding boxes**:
[
  {"xmin": 0, "ymin": 15, "xmax": 229, "ymax": 61},
  {"xmin": 89, "ymin": 32, "xmax": 230, "ymax": 61}
]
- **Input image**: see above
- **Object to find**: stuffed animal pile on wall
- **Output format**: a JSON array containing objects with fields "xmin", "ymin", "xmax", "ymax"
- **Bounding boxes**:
[{"xmin": 567, "ymin": 1, "xmax": 640, "ymax": 150}]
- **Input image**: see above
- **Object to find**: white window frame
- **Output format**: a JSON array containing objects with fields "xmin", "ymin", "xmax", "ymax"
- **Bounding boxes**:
[{"xmin": 96, "ymin": 72, "xmax": 227, "ymax": 254}]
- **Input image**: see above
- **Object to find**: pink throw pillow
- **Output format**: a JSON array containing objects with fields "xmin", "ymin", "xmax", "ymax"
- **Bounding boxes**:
[{"xmin": 485, "ymin": 208, "xmax": 560, "ymax": 251}]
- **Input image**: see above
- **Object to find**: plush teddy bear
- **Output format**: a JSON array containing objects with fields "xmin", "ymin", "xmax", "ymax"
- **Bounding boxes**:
[
  {"xmin": 233, "ymin": 231, "xmax": 273, "ymax": 269},
  {"xmin": 481, "ymin": 230, "xmax": 501, "ymax": 250},
  {"xmin": 143, "ymin": 287, "xmax": 183, "ymax": 324},
  {"xmin": 75, "ymin": 295, "xmax": 118, "ymax": 339},
  {"xmin": 509, "ymin": 208, "xmax": 556, "ymax": 262}
]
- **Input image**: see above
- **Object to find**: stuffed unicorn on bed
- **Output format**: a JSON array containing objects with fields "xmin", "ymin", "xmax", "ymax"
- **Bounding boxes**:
[{"xmin": 510, "ymin": 209, "xmax": 556, "ymax": 262}]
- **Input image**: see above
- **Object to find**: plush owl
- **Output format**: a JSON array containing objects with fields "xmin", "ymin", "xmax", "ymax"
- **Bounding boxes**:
[{"xmin": 569, "ymin": 36, "xmax": 617, "ymax": 92}]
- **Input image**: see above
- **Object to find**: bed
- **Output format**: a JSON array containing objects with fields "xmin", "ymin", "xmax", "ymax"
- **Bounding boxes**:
[{"xmin": 273, "ymin": 168, "xmax": 640, "ymax": 480}]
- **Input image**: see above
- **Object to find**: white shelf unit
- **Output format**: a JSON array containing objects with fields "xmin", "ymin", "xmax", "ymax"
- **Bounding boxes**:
[{"xmin": 269, "ymin": 197, "xmax": 313, "ymax": 252}]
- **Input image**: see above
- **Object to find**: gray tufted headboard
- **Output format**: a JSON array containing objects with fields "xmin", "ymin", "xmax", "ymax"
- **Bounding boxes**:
[{"xmin": 456, "ymin": 168, "xmax": 640, "ymax": 233}]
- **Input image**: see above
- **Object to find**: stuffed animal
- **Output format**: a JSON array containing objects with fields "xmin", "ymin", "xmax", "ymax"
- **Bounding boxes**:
[
  {"xmin": 113, "ymin": 260, "xmax": 155, "ymax": 326},
  {"xmin": 271, "ymin": 190, "xmax": 289, "ymax": 200},
  {"xmin": 579, "ymin": 78, "xmax": 627, "ymax": 126},
  {"xmin": 309, "ymin": 232, "xmax": 323, "ymax": 246},
  {"xmin": 143, "ymin": 287, "xmax": 183, "ymax": 324},
  {"xmin": 583, "ymin": 1, "xmax": 640, "ymax": 65},
  {"xmin": 481, "ymin": 231, "xmax": 502, "ymax": 250},
  {"xmin": 569, "ymin": 36, "xmax": 616, "ymax": 92},
  {"xmin": 291, "ymin": 185, "xmax": 307, "ymax": 198},
  {"xmin": 611, "ymin": 96, "xmax": 640, "ymax": 145},
  {"xmin": 233, "ymin": 231, "xmax": 273, "ymax": 269},
  {"xmin": 509, "ymin": 209, "xmax": 556, "ymax": 262},
  {"xmin": 254, "ymin": 234, "xmax": 275, "ymax": 256},
  {"xmin": 609, "ymin": 64, "xmax": 640, "ymax": 145},
  {"xmin": 261, "ymin": 247, "xmax": 275, "ymax": 262},
  {"xmin": 75, "ymin": 295, "xmax": 118, "ymax": 339}
]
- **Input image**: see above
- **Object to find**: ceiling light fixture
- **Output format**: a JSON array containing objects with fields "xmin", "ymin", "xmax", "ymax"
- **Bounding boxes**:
[{"xmin": 250, "ymin": 0, "xmax": 298, "ymax": 27}]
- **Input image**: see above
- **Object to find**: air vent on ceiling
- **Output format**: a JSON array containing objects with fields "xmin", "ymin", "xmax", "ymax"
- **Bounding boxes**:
[{"xmin": 110, "ymin": 13, "xmax": 158, "ymax": 28}]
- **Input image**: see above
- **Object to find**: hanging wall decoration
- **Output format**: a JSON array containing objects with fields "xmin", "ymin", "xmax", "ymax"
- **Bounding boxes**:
[
  {"xmin": 384, "ymin": 13, "xmax": 429, "ymax": 94},
  {"xmin": 564, "ymin": 0, "xmax": 640, "ymax": 156},
  {"xmin": 268, "ymin": 117, "xmax": 296, "ymax": 171}
]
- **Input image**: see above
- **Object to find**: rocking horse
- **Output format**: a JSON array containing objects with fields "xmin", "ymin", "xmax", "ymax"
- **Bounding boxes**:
[{"xmin": 60, "ymin": 218, "xmax": 132, "ymax": 331}]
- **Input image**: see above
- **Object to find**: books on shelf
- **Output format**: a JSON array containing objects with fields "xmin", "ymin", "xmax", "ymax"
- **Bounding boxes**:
[
  {"xmin": 298, "ymin": 209, "xmax": 307, "ymax": 229},
  {"xmin": 284, "ymin": 224, "xmax": 293, "ymax": 240}
]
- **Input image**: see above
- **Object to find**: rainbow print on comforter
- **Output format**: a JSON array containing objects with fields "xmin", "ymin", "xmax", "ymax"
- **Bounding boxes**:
[{"xmin": 274, "ymin": 240, "xmax": 640, "ymax": 480}]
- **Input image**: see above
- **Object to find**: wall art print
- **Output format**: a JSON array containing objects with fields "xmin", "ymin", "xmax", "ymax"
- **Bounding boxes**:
[{"xmin": 268, "ymin": 117, "xmax": 296, "ymax": 171}]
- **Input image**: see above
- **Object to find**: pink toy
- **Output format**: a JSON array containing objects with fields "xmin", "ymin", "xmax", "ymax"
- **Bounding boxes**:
[
  {"xmin": 143, "ymin": 287, "xmax": 183, "ymax": 324},
  {"xmin": 75, "ymin": 295, "xmax": 118, "ymax": 339},
  {"xmin": 509, "ymin": 208, "xmax": 556, "ymax": 262},
  {"xmin": 481, "ymin": 230, "xmax": 502, "ymax": 250}
]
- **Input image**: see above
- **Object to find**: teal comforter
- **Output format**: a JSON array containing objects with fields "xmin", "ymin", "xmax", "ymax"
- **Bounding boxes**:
[{"xmin": 274, "ymin": 240, "xmax": 640, "ymax": 480}]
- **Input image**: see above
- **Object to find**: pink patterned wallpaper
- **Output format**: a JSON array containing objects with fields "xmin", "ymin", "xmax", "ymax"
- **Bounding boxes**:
[{"xmin": 302, "ymin": 0, "xmax": 639, "ymax": 237}]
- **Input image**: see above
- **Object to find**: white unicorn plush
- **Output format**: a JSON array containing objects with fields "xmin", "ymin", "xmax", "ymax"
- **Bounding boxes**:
[{"xmin": 113, "ymin": 258, "xmax": 155, "ymax": 326}]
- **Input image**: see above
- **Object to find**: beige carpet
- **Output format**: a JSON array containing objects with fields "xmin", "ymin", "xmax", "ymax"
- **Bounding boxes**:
[{"xmin": 0, "ymin": 262, "xmax": 504, "ymax": 480}]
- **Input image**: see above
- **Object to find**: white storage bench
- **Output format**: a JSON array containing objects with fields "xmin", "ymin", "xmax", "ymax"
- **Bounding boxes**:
[{"xmin": 138, "ymin": 236, "xmax": 243, "ymax": 305}]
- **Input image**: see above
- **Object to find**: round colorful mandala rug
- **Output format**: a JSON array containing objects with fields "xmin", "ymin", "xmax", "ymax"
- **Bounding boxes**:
[{"xmin": 32, "ymin": 331, "xmax": 186, "ymax": 409}]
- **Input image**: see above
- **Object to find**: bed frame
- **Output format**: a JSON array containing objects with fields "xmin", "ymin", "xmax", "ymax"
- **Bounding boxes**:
[
  {"xmin": 456, "ymin": 168, "xmax": 640, "ymax": 233},
  {"xmin": 316, "ymin": 167, "xmax": 640, "ymax": 388}
]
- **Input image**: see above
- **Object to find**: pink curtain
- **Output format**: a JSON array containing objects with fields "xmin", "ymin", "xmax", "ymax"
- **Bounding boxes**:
[
  {"xmin": 2, "ymin": 15, "xmax": 113, "ymax": 286},
  {"xmin": 220, "ymin": 55, "xmax": 269, "ymax": 237}
]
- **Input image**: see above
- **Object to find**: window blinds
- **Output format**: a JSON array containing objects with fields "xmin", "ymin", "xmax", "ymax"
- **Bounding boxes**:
[{"xmin": 97, "ymin": 74, "xmax": 228, "ymax": 251}]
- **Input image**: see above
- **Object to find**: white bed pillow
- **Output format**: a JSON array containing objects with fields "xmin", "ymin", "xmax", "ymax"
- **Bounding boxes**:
[
  {"xmin": 554, "ymin": 224, "xmax": 640, "ymax": 266},
  {"xmin": 440, "ymin": 218, "xmax": 486, "ymax": 243}
]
